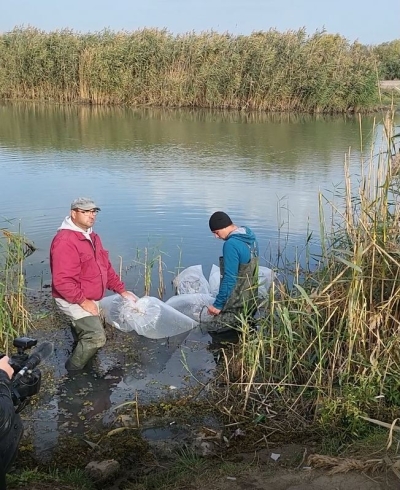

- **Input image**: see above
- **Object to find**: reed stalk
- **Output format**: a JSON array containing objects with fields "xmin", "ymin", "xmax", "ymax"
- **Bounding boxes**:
[{"xmin": 157, "ymin": 255, "xmax": 165, "ymax": 299}]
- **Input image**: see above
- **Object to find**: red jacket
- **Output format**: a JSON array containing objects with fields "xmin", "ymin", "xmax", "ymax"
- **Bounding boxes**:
[{"xmin": 50, "ymin": 229, "xmax": 125, "ymax": 304}]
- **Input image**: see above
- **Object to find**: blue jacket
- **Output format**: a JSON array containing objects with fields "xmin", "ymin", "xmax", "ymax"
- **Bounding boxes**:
[{"xmin": 214, "ymin": 226, "xmax": 259, "ymax": 310}]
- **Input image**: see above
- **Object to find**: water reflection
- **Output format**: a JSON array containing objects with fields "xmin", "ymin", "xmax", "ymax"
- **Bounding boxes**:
[{"xmin": 0, "ymin": 102, "xmax": 372, "ymax": 171}]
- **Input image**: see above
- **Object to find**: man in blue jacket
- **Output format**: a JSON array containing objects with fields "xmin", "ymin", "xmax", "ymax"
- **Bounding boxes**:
[{"xmin": 207, "ymin": 211, "xmax": 259, "ymax": 333}]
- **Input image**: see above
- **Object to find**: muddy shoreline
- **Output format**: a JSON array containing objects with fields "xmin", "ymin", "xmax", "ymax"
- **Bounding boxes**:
[
  {"xmin": 17, "ymin": 291, "xmax": 220, "ymax": 456},
  {"xmin": 7, "ymin": 291, "xmax": 399, "ymax": 489}
]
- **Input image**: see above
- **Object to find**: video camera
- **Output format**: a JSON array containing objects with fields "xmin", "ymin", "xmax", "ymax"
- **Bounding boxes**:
[{"xmin": 0, "ymin": 337, "xmax": 53, "ymax": 413}]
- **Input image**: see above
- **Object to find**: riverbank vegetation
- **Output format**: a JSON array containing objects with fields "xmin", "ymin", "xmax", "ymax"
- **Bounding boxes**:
[
  {"xmin": 0, "ymin": 227, "xmax": 35, "ymax": 351},
  {"xmin": 213, "ymin": 109, "xmax": 400, "ymax": 452},
  {"xmin": 374, "ymin": 40, "xmax": 400, "ymax": 80},
  {"xmin": 0, "ymin": 26, "xmax": 398, "ymax": 112}
]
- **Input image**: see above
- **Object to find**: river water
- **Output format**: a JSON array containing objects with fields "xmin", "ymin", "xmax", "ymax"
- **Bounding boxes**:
[
  {"xmin": 0, "ymin": 102, "xmax": 393, "ymax": 455},
  {"xmin": 0, "ymin": 102, "xmax": 384, "ymax": 296}
]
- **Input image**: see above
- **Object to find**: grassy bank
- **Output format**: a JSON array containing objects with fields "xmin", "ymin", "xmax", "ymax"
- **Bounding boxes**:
[
  {"xmin": 0, "ymin": 27, "xmax": 380, "ymax": 112},
  {"xmin": 216, "ymin": 109, "xmax": 400, "ymax": 451}
]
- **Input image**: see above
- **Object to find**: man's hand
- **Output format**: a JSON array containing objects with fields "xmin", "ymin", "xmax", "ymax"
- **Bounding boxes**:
[
  {"xmin": 208, "ymin": 305, "xmax": 221, "ymax": 316},
  {"xmin": 0, "ymin": 356, "xmax": 13, "ymax": 379},
  {"xmin": 120, "ymin": 291, "xmax": 138, "ymax": 303},
  {"xmin": 79, "ymin": 299, "xmax": 99, "ymax": 316}
]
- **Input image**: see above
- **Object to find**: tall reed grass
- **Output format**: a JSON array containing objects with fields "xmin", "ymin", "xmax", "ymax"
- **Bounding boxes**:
[
  {"xmin": 0, "ymin": 228, "xmax": 35, "ymax": 352},
  {"xmin": 0, "ymin": 27, "xmax": 379, "ymax": 112},
  {"xmin": 213, "ymin": 110, "xmax": 400, "ymax": 440}
]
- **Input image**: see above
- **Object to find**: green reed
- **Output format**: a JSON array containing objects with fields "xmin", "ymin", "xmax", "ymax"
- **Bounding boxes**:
[
  {"xmin": 123, "ymin": 244, "xmax": 167, "ymax": 298},
  {"xmin": 211, "ymin": 109, "xmax": 400, "ymax": 436},
  {"xmin": 0, "ymin": 27, "xmax": 380, "ymax": 112},
  {"xmin": 0, "ymin": 228, "xmax": 34, "ymax": 352}
]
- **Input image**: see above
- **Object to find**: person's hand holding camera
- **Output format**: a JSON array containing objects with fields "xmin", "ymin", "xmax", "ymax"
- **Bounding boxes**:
[{"xmin": 0, "ymin": 356, "xmax": 13, "ymax": 379}]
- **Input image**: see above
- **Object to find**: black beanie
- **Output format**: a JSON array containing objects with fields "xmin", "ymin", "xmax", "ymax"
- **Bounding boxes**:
[{"xmin": 209, "ymin": 211, "xmax": 233, "ymax": 232}]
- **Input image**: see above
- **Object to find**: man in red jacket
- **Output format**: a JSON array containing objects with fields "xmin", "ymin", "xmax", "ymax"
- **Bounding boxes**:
[{"xmin": 50, "ymin": 197, "xmax": 136, "ymax": 371}]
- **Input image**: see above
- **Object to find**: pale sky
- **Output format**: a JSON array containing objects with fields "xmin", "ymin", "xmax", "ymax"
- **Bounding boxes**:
[{"xmin": 2, "ymin": 0, "xmax": 399, "ymax": 45}]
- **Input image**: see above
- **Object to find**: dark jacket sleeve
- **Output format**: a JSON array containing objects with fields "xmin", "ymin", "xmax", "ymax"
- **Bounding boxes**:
[
  {"xmin": 0, "ymin": 367, "xmax": 23, "ymax": 483},
  {"xmin": 0, "ymin": 370, "xmax": 14, "ymax": 444}
]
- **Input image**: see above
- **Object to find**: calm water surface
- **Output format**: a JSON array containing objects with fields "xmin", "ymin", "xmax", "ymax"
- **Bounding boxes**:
[{"xmin": 0, "ymin": 103, "xmax": 385, "ymax": 294}]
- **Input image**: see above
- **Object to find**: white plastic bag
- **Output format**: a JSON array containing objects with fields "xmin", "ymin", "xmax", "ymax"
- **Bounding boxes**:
[
  {"xmin": 100, "ymin": 294, "xmax": 198, "ymax": 339},
  {"xmin": 100, "ymin": 294, "xmax": 137, "ymax": 332},
  {"xmin": 258, "ymin": 266, "xmax": 275, "ymax": 298},
  {"xmin": 208, "ymin": 264, "xmax": 221, "ymax": 297},
  {"xmin": 165, "ymin": 293, "xmax": 215, "ymax": 323},
  {"xmin": 173, "ymin": 265, "xmax": 210, "ymax": 294}
]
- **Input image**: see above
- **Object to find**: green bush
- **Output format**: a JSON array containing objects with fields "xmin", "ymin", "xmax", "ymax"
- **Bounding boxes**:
[{"xmin": 374, "ymin": 40, "xmax": 400, "ymax": 80}]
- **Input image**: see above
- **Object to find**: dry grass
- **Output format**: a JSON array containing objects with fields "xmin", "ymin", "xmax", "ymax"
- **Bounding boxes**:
[{"xmin": 308, "ymin": 453, "xmax": 387, "ymax": 473}]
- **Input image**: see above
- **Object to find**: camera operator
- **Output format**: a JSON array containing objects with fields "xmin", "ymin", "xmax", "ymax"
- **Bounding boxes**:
[{"xmin": 0, "ymin": 356, "xmax": 23, "ymax": 490}]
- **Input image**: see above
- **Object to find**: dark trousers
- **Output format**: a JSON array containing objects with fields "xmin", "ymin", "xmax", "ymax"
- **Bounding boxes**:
[{"xmin": 67, "ymin": 315, "xmax": 106, "ymax": 370}]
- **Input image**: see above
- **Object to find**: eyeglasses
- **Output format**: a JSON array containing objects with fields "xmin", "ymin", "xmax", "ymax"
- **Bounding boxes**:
[{"xmin": 76, "ymin": 209, "xmax": 99, "ymax": 215}]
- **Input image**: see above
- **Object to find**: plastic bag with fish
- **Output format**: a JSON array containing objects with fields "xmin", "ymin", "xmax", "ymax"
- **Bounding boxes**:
[
  {"xmin": 173, "ymin": 265, "xmax": 211, "ymax": 294},
  {"xmin": 100, "ymin": 294, "xmax": 198, "ymax": 339},
  {"xmin": 165, "ymin": 293, "xmax": 215, "ymax": 323}
]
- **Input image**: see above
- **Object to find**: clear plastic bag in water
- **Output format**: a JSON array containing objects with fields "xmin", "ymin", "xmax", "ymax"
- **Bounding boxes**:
[
  {"xmin": 100, "ymin": 294, "xmax": 136, "ymax": 332},
  {"xmin": 165, "ymin": 293, "xmax": 215, "ymax": 323},
  {"xmin": 100, "ymin": 294, "xmax": 198, "ymax": 339},
  {"xmin": 173, "ymin": 265, "xmax": 211, "ymax": 295},
  {"xmin": 208, "ymin": 264, "xmax": 221, "ymax": 297}
]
